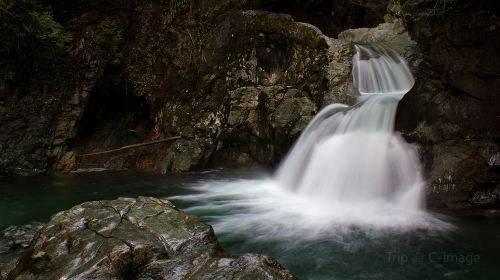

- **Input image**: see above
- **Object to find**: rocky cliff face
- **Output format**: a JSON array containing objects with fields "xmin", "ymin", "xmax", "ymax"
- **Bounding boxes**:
[
  {"xmin": 393, "ymin": 0, "xmax": 500, "ymax": 209},
  {"xmin": 0, "ymin": 0, "xmax": 103, "ymax": 175},
  {"xmin": 0, "ymin": 197, "xmax": 296, "ymax": 279},
  {"xmin": 0, "ymin": 0, "xmax": 387, "ymax": 175}
]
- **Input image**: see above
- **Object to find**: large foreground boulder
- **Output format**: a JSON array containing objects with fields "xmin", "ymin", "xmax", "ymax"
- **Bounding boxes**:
[{"xmin": 0, "ymin": 197, "xmax": 295, "ymax": 280}]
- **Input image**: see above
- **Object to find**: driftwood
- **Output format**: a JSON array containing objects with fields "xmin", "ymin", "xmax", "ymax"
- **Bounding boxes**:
[{"xmin": 79, "ymin": 135, "xmax": 182, "ymax": 157}]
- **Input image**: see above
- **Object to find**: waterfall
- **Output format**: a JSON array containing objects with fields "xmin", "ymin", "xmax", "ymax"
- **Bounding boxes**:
[
  {"xmin": 171, "ymin": 44, "xmax": 447, "ymax": 240},
  {"xmin": 352, "ymin": 44, "xmax": 415, "ymax": 95},
  {"xmin": 275, "ymin": 44, "xmax": 424, "ymax": 210}
]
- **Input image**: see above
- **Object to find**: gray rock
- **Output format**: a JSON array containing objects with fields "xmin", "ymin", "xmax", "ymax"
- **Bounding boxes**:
[
  {"xmin": 158, "ymin": 139, "xmax": 206, "ymax": 173},
  {"xmin": 0, "ymin": 223, "xmax": 43, "ymax": 253},
  {"xmin": 0, "ymin": 223, "xmax": 44, "ymax": 279}
]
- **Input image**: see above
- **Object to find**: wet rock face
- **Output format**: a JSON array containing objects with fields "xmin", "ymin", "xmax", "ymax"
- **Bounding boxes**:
[
  {"xmin": 0, "ymin": 224, "xmax": 44, "ymax": 254},
  {"xmin": 0, "ymin": 0, "xmax": 360, "ymax": 174},
  {"xmin": 0, "ymin": 223, "xmax": 44, "ymax": 278},
  {"xmin": 154, "ymin": 11, "xmax": 333, "ymax": 171},
  {"xmin": 0, "ymin": 0, "xmax": 390, "ymax": 174},
  {"xmin": 0, "ymin": 197, "xmax": 296, "ymax": 279},
  {"xmin": 0, "ymin": 0, "xmax": 130, "ymax": 176},
  {"xmin": 395, "ymin": 0, "xmax": 500, "ymax": 208},
  {"xmin": 213, "ymin": 86, "xmax": 317, "ymax": 165}
]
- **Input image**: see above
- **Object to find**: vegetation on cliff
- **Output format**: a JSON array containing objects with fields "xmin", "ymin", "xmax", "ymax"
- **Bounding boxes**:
[{"xmin": 0, "ymin": 0, "xmax": 73, "ymax": 55}]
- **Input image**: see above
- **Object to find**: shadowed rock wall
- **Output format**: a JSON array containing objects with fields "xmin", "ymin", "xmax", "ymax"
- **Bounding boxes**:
[{"xmin": 394, "ymin": 0, "xmax": 500, "ymax": 209}]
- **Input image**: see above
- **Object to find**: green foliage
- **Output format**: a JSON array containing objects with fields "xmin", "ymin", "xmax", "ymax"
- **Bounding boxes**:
[
  {"xmin": 0, "ymin": 0, "xmax": 73, "ymax": 54},
  {"xmin": 96, "ymin": 18, "xmax": 124, "ymax": 58}
]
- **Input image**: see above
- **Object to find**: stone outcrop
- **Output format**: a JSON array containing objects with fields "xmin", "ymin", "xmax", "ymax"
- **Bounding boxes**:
[
  {"xmin": 393, "ymin": 0, "xmax": 500, "ymax": 208},
  {"xmin": 0, "ymin": 0, "xmax": 134, "ymax": 176},
  {"xmin": 0, "ymin": 223, "xmax": 44, "ymax": 276},
  {"xmin": 154, "ymin": 11, "xmax": 333, "ymax": 171},
  {"xmin": 0, "ymin": 197, "xmax": 296, "ymax": 280}
]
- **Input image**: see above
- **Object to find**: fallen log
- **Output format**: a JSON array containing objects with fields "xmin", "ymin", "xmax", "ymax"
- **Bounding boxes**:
[{"xmin": 79, "ymin": 135, "xmax": 182, "ymax": 157}]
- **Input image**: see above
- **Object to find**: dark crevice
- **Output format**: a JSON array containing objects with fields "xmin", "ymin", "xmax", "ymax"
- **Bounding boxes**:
[
  {"xmin": 448, "ymin": 83, "xmax": 483, "ymax": 101},
  {"xmin": 72, "ymin": 65, "xmax": 153, "ymax": 170},
  {"xmin": 142, "ymin": 210, "xmax": 168, "ymax": 222},
  {"xmin": 97, "ymin": 201, "xmax": 132, "ymax": 227},
  {"xmin": 74, "ymin": 65, "xmax": 152, "ymax": 150}
]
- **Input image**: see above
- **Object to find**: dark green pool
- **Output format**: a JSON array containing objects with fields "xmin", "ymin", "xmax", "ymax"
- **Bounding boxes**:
[{"xmin": 1, "ymin": 170, "xmax": 499, "ymax": 279}]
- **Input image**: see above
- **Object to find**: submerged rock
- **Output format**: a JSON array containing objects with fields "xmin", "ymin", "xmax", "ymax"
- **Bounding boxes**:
[{"xmin": 0, "ymin": 197, "xmax": 296, "ymax": 280}]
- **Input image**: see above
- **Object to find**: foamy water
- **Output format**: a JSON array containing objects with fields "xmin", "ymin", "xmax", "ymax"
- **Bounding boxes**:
[{"xmin": 170, "ymin": 178, "xmax": 451, "ymax": 242}]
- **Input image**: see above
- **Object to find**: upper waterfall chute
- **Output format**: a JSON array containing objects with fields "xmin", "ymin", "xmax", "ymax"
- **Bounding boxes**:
[{"xmin": 353, "ymin": 44, "xmax": 415, "ymax": 95}]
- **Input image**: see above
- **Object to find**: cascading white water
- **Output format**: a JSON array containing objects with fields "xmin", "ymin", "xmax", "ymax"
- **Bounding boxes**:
[
  {"xmin": 171, "ymin": 44, "xmax": 448, "ymax": 241},
  {"xmin": 276, "ymin": 43, "xmax": 424, "ymax": 209},
  {"xmin": 352, "ymin": 44, "xmax": 415, "ymax": 95}
]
